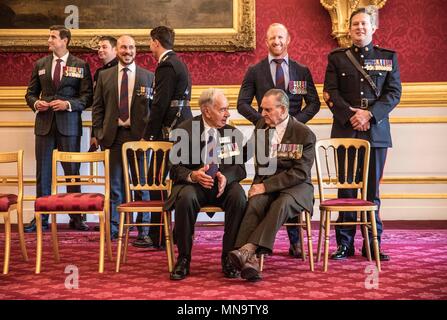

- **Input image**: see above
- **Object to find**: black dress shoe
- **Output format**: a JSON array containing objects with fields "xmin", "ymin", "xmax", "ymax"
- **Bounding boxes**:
[
  {"xmin": 72, "ymin": 219, "xmax": 89, "ymax": 231},
  {"xmin": 24, "ymin": 219, "xmax": 49, "ymax": 233},
  {"xmin": 330, "ymin": 245, "xmax": 355, "ymax": 260},
  {"xmin": 288, "ymin": 243, "xmax": 303, "ymax": 258},
  {"xmin": 132, "ymin": 236, "xmax": 154, "ymax": 248},
  {"xmin": 69, "ymin": 218, "xmax": 75, "ymax": 229},
  {"xmin": 362, "ymin": 248, "xmax": 390, "ymax": 261},
  {"xmin": 222, "ymin": 256, "xmax": 240, "ymax": 279},
  {"xmin": 170, "ymin": 257, "xmax": 190, "ymax": 280}
]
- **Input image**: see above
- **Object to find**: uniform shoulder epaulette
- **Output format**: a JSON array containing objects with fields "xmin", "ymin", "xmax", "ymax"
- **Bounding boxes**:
[
  {"xmin": 329, "ymin": 47, "xmax": 348, "ymax": 55},
  {"xmin": 374, "ymin": 45, "xmax": 396, "ymax": 53}
]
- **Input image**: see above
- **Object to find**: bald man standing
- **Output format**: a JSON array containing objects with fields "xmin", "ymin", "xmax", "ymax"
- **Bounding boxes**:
[
  {"xmin": 92, "ymin": 35, "xmax": 154, "ymax": 240},
  {"xmin": 237, "ymin": 23, "xmax": 320, "ymax": 258}
]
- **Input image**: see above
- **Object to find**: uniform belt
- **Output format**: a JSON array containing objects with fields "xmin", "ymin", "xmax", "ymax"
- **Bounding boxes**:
[
  {"xmin": 360, "ymin": 98, "xmax": 375, "ymax": 109},
  {"xmin": 170, "ymin": 99, "xmax": 190, "ymax": 108}
]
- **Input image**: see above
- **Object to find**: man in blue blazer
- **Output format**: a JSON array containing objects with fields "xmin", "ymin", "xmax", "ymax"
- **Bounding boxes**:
[
  {"xmin": 25, "ymin": 25, "xmax": 93, "ymax": 232},
  {"xmin": 237, "ymin": 23, "xmax": 320, "ymax": 257}
]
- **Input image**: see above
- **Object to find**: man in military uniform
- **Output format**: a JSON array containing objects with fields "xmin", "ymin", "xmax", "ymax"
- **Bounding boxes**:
[
  {"xmin": 237, "ymin": 23, "xmax": 320, "ymax": 258},
  {"xmin": 143, "ymin": 25, "xmax": 193, "ymax": 246},
  {"xmin": 323, "ymin": 7, "xmax": 402, "ymax": 261}
]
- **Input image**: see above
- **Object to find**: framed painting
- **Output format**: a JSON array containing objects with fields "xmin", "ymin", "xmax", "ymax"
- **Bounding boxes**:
[{"xmin": 0, "ymin": 0, "xmax": 255, "ymax": 52}]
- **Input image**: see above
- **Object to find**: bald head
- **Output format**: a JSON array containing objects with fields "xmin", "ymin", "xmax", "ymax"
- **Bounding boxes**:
[
  {"xmin": 265, "ymin": 23, "xmax": 290, "ymax": 58},
  {"xmin": 117, "ymin": 35, "xmax": 136, "ymax": 66}
]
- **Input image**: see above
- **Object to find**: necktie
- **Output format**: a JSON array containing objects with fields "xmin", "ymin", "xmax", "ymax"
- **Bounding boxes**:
[
  {"xmin": 53, "ymin": 58, "xmax": 62, "ymax": 89},
  {"xmin": 205, "ymin": 128, "xmax": 218, "ymax": 178},
  {"xmin": 119, "ymin": 67, "xmax": 129, "ymax": 122},
  {"xmin": 273, "ymin": 58, "xmax": 285, "ymax": 91}
]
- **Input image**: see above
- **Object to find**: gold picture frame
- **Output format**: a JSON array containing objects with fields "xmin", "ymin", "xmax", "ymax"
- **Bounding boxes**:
[{"xmin": 0, "ymin": 0, "xmax": 255, "ymax": 52}]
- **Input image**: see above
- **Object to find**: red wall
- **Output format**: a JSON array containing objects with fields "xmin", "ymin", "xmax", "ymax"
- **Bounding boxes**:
[{"xmin": 1, "ymin": 0, "xmax": 446, "ymax": 86}]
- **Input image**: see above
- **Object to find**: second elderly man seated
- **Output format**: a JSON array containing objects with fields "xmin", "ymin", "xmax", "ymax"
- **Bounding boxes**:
[
  {"xmin": 229, "ymin": 88, "xmax": 316, "ymax": 282},
  {"xmin": 164, "ymin": 88, "xmax": 247, "ymax": 280}
]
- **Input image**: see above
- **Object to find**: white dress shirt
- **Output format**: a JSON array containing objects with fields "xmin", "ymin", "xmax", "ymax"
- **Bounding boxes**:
[
  {"xmin": 270, "ymin": 115, "xmax": 289, "ymax": 157},
  {"xmin": 268, "ymin": 54, "xmax": 290, "ymax": 89}
]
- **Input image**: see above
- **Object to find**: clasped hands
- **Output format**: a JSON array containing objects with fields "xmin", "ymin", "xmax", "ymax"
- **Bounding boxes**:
[
  {"xmin": 349, "ymin": 107, "xmax": 371, "ymax": 131},
  {"xmin": 35, "ymin": 99, "xmax": 69, "ymax": 112},
  {"xmin": 191, "ymin": 165, "xmax": 227, "ymax": 198}
]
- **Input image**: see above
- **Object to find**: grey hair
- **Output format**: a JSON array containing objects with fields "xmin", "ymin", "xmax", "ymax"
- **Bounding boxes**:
[
  {"xmin": 264, "ymin": 88, "xmax": 289, "ymax": 111},
  {"xmin": 199, "ymin": 88, "xmax": 225, "ymax": 111}
]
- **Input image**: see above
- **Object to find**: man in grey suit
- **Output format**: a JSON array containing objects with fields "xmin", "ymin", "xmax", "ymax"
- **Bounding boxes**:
[
  {"xmin": 24, "ymin": 25, "xmax": 93, "ymax": 232},
  {"xmin": 237, "ymin": 23, "xmax": 320, "ymax": 257},
  {"xmin": 229, "ymin": 89, "xmax": 316, "ymax": 282},
  {"xmin": 92, "ymin": 35, "xmax": 154, "ymax": 241}
]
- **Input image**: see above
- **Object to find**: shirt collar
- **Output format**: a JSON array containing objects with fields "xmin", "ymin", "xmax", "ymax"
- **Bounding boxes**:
[
  {"xmin": 203, "ymin": 118, "xmax": 215, "ymax": 135},
  {"xmin": 275, "ymin": 115, "xmax": 289, "ymax": 134},
  {"xmin": 118, "ymin": 61, "xmax": 136, "ymax": 73},
  {"xmin": 158, "ymin": 50, "xmax": 173, "ymax": 63},
  {"xmin": 53, "ymin": 51, "xmax": 69, "ymax": 64},
  {"xmin": 268, "ymin": 54, "xmax": 289, "ymax": 65}
]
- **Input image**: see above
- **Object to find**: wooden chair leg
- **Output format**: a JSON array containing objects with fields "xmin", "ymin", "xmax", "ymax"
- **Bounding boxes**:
[
  {"xmin": 98, "ymin": 213, "xmax": 105, "ymax": 273},
  {"xmin": 317, "ymin": 210, "xmax": 325, "ymax": 262},
  {"xmin": 163, "ymin": 211, "xmax": 174, "ymax": 273},
  {"xmin": 168, "ymin": 211, "xmax": 176, "ymax": 267},
  {"xmin": 35, "ymin": 213, "xmax": 43, "ymax": 274},
  {"xmin": 50, "ymin": 214, "xmax": 60, "ymax": 262},
  {"xmin": 299, "ymin": 213, "xmax": 306, "ymax": 261},
  {"xmin": 115, "ymin": 211, "xmax": 125, "ymax": 272},
  {"xmin": 361, "ymin": 211, "xmax": 372, "ymax": 261},
  {"xmin": 305, "ymin": 211, "xmax": 314, "ymax": 272},
  {"xmin": 16, "ymin": 205, "xmax": 28, "ymax": 261},
  {"xmin": 3, "ymin": 211, "xmax": 11, "ymax": 274},
  {"xmin": 369, "ymin": 210, "xmax": 381, "ymax": 272},
  {"xmin": 323, "ymin": 211, "xmax": 331, "ymax": 272},
  {"xmin": 105, "ymin": 208, "xmax": 113, "ymax": 261},
  {"xmin": 123, "ymin": 212, "xmax": 131, "ymax": 264}
]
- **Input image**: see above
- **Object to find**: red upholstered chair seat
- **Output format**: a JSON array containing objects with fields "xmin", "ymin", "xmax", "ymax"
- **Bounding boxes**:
[
  {"xmin": 35, "ymin": 193, "xmax": 104, "ymax": 211},
  {"xmin": 320, "ymin": 198, "xmax": 375, "ymax": 207},
  {"xmin": 0, "ymin": 194, "xmax": 18, "ymax": 211},
  {"xmin": 118, "ymin": 200, "xmax": 165, "ymax": 208}
]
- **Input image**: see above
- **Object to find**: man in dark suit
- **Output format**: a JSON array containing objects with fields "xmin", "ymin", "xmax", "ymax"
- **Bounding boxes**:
[
  {"xmin": 323, "ymin": 7, "xmax": 402, "ymax": 261},
  {"xmin": 229, "ymin": 89, "xmax": 316, "ymax": 282},
  {"xmin": 237, "ymin": 23, "xmax": 320, "ymax": 258},
  {"xmin": 143, "ymin": 25, "xmax": 193, "ymax": 245},
  {"xmin": 24, "ymin": 25, "xmax": 93, "ymax": 232},
  {"xmin": 165, "ymin": 88, "xmax": 247, "ymax": 281},
  {"xmin": 92, "ymin": 35, "xmax": 154, "ymax": 240}
]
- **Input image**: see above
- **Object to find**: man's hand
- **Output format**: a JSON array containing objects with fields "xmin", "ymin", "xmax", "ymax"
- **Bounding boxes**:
[
  {"xmin": 349, "ymin": 107, "xmax": 371, "ymax": 131},
  {"xmin": 191, "ymin": 165, "xmax": 215, "ymax": 189},
  {"xmin": 50, "ymin": 99, "xmax": 69, "ymax": 111},
  {"xmin": 248, "ymin": 183, "xmax": 266, "ymax": 198},
  {"xmin": 216, "ymin": 172, "xmax": 227, "ymax": 198},
  {"xmin": 35, "ymin": 100, "xmax": 51, "ymax": 112}
]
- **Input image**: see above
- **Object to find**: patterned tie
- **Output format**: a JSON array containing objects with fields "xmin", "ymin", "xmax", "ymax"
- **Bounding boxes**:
[
  {"xmin": 53, "ymin": 58, "xmax": 62, "ymax": 89},
  {"xmin": 273, "ymin": 58, "xmax": 285, "ymax": 91},
  {"xmin": 205, "ymin": 128, "xmax": 218, "ymax": 178},
  {"xmin": 119, "ymin": 67, "xmax": 129, "ymax": 122}
]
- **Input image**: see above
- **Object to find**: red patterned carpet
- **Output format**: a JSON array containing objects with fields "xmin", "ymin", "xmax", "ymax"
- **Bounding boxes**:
[{"xmin": 1, "ymin": 224, "xmax": 446, "ymax": 300}]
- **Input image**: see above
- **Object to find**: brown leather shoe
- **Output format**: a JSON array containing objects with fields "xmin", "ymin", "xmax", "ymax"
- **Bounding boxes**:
[
  {"xmin": 228, "ymin": 249, "xmax": 250, "ymax": 271},
  {"xmin": 241, "ymin": 254, "xmax": 261, "ymax": 282}
]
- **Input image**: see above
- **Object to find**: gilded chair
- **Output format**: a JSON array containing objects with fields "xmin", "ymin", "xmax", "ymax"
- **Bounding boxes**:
[
  {"xmin": 259, "ymin": 211, "xmax": 314, "ymax": 272},
  {"xmin": 315, "ymin": 138, "xmax": 381, "ymax": 272},
  {"xmin": 34, "ymin": 150, "xmax": 112, "ymax": 273},
  {"xmin": 115, "ymin": 141, "xmax": 175, "ymax": 273},
  {"xmin": 0, "ymin": 150, "xmax": 27, "ymax": 274}
]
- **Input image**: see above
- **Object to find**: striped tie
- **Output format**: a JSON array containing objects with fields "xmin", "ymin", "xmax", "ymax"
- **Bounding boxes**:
[{"xmin": 273, "ymin": 58, "xmax": 285, "ymax": 91}]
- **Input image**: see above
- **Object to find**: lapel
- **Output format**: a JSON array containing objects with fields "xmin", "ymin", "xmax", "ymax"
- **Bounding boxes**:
[
  {"xmin": 198, "ymin": 116, "xmax": 206, "ymax": 160},
  {"xmin": 44, "ymin": 55, "xmax": 53, "ymax": 89},
  {"xmin": 130, "ymin": 66, "xmax": 140, "ymax": 109},
  {"xmin": 280, "ymin": 117, "xmax": 294, "ymax": 144},
  {"xmin": 109, "ymin": 65, "xmax": 119, "ymax": 111},
  {"xmin": 261, "ymin": 58, "xmax": 275, "ymax": 88}
]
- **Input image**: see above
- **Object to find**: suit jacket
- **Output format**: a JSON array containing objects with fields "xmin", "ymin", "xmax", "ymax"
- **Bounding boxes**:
[
  {"xmin": 250, "ymin": 117, "xmax": 316, "ymax": 212},
  {"xmin": 323, "ymin": 42, "xmax": 402, "ymax": 148},
  {"xmin": 164, "ymin": 115, "xmax": 246, "ymax": 211},
  {"xmin": 25, "ymin": 53, "xmax": 93, "ymax": 136},
  {"xmin": 237, "ymin": 57, "xmax": 320, "ymax": 125},
  {"xmin": 143, "ymin": 51, "xmax": 193, "ymax": 140},
  {"xmin": 91, "ymin": 64, "xmax": 154, "ymax": 148}
]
